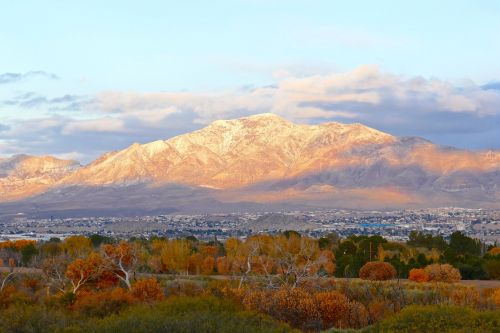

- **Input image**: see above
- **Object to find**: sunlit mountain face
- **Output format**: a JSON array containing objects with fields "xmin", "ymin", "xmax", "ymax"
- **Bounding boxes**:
[{"xmin": 0, "ymin": 113, "xmax": 499, "ymax": 217}]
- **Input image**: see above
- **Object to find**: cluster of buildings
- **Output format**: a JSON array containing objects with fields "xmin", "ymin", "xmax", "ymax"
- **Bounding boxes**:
[{"xmin": 0, "ymin": 208, "xmax": 498, "ymax": 243}]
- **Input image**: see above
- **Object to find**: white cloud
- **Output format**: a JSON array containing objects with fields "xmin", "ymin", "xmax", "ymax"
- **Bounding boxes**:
[
  {"xmin": 2, "ymin": 65, "xmax": 500, "ymax": 160},
  {"xmin": 62, "ymin": 117, "xmax": 127, "ymax": 134},
  {"xmin": 88, "ymin": 65, "xmax": 500, "ymax": 126},
  {"xmin": 53, "ymin": 151, "xmax": 87, "ymax": 162}
]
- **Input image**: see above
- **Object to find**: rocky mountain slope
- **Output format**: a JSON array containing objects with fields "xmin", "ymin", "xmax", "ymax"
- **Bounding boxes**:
[
  {"xmin": 0, "ymin": 114, "xmax": 498, "ymax": 215},
  {"xmin": 0, "ymin": 155, "xmax": 80, "ymax": 201},
  {"xmin": 62, "ymin": 113, "xmax": 398, "ymax": 188}
]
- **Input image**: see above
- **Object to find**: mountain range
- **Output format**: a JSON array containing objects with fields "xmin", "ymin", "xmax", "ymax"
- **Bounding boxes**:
[{"xmin": 0, "ymin": 113, "xmax": 499, "ymax": 218}]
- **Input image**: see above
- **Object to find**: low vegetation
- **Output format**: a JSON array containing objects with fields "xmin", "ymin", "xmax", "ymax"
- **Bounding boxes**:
[{"xmin": 0, "ymin": 231, "xmax": 499, "ymax": 332}]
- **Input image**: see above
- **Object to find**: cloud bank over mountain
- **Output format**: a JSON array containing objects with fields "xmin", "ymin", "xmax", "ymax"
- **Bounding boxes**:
[{"xmin": 1, "ymin": 66, "xmax": 500, "ymax": 162}]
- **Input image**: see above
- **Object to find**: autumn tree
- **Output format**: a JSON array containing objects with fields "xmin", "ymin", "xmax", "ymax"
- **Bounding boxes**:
[
  {"xmin": 62, "ymin": 236, "xmax": 93, "ymax": 258},
  {"xmin": 40, "ymin": 240, "xmax": 63, "ymax": 258},
  {"xmin": 130, "ymin": 278, "xmax": 164, "ymax": 303},
  {"xmin": 268, "ymin": 234, "xmax": 334, "ymax": 288},
  {"xmin": 424, "ymin": 263, "xmax": 461, "ymax": 283},
  {"xmin": 150, "ymin": 239, "xmax": 191, "ymax": 275},
  {"xmin": 200, "ymin": 245, "xmax": 218, "ymax": 257},
  {"xmin": 188, "ymin": 253, "xmax": 203, "ymax": 275},
  {"xmin": 201, "ymin": 256, "xmax": 215, "ymax": 275},
  {"xmin": 66, "ymin": 252, "xmax": 105, "ymax": 294},
  {"xmin": 101, "ymin": 242, "xmax": 140, "ymax": 289},
  {"xmin": 0, "ymin": 257, "xmax": 17, "ymax": 292},
  {"xmin": 359, "ymin": 261, "xmax": 397, "ymax": 281},
  {"xmin": 408, "ymin": 268, "xmax": 429, "ymax": 282},
  {"xmin": 0, "ymin": 240, "xmax": 36, "ymax": 251},
  {"xmin": 216, "ymin": 256, "xmax": 230, "ymax": 275},
  {"xmin": 73, "ymin": 287, "xmax": 134, "ymax": 317},
  {"xmin": 224, "ymin": 237, "xmax": 245, "ymax": 276},
  {"xmin": 41, "ymin": 256, "xmax": 71, "ymax": 294},
  {"xmin": 224, "ymin": 236, "xmax": 259, "ymax": 288}
]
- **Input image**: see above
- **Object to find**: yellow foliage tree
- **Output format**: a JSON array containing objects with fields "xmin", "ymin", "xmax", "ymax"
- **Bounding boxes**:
[{"xmin": 424, "ymin": 264, "xmax": 461, "ymax": 283}]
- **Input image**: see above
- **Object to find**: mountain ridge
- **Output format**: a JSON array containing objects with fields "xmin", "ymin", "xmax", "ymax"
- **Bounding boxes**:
[{"xmin": 0, "ymin": 113, "xmax": 499, "ymax": 214}]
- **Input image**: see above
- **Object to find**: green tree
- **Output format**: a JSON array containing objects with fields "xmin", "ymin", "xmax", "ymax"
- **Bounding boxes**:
[{"xmin": 21, "ymin": 243, "xmax": 39, "ymax": 266}]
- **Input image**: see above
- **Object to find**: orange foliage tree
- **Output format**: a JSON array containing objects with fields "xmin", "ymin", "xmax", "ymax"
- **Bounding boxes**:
[
  {"xmin": 200, "ymin": 245, "xmax": 218, "ymax": 257},
  {"xmin": 130, "ymin": 278, "xmax": 164, "ymax": 303},
  {"xmin": 489, "ymin": 247, "xmax": 500, "ymax": 256},
  {"xmin": 201, "ymin": 256, "xmax": 215, "ymax": 275},
  {"xmin": 359, "ymin": 261, "xmax": 397, "ymax": 281},
  {"xmin": 216, "ymin": 256, "xmax": 230, "ymax": 275},
  {"xmin": 65, "ymin": 252, "xmax": 104, "ymax": 293},
  {"xmin": 188, "ymin": 253, "xmax": 203, "ymax": 275},
  {"xmin": 0, "ymin": 240, "xmax": 36, "ymax": 251},
  {"xmin": 72, "ymin": 287, "xmax": 134, "ymax": 316},
  {"xmin": 408, "ymin": 268, "xmax": 429, "ymax": 282},
  {"xmin": 101, "ymin": 242, "xmax": 140, "ymax": 289}
]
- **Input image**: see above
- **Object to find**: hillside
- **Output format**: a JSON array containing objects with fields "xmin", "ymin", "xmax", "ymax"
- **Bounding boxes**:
[{"xmin": 0, "ymin": 114, "xmax": 498, "ymax": 215}]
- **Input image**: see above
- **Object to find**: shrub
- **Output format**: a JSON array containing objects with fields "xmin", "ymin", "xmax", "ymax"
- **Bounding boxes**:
[
  {"xmin": 240, "ymin": 287, "xmax": 369, "ymax": 330},
  {"xmin": 372, "ymin": 305, "xmax": 500, "ymax": 333},
  {"xmin": 265, "ymin": 288, "xmax": 321, "ymax": 330},
  {"xmin": 424, "ymin": 264, "xmax": 461, "ymax": 283},
  {"xmin": 0, "ymin": 285, "xmax": 33, "ymax": 308},
  {"xmin": 78, "ymin": 296, "xmax": 297, "ymax": 333},
  {"xmin": 359, "ymin": 262, "xmax": 397, "ymax": 281},
  {"xmin": 242, "ymin": 287, "xmax": 356, "ymax": 330},
  {"xmin": 408, "ymin": 268, "xmax": 429, "ymax": 282},
  {"xmin": 130, "ymin": 279, "xmax": 164, "ymax": 303},
  {"xmin": 164, "ymin": 280, "xmax": 204, "ymax": 297},
  {"xmin": 72, "ymin": 288, "xmax": 134, "ymax": 317},
  {"xmin": 0, "ymin": 304, "xmax": 70, "ymax": 333},
  {"xmin": 345, "ymin": 300, "xmax": 369, "ymax": 329},
  {"xmin": 314, "ymin": 291, "xmax": 350, "ymax": 329},
  {"xmin": 367, "ymin": 299, "xmax": 395, "ymax": 323},
  {"xmin": 492, "ymin": 288, "xmax": 500, "ymax": 306},
  {"xmin": 450, "ymin": 287, "xmax": 480, "ymax": 308}
]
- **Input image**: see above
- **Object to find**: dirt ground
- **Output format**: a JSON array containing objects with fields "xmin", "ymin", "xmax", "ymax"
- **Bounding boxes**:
[
  {"xmin": 458, "ymin": 279, "xmax": 500, "ymax": 290},
  {"xmin": 1, "ymin": 268, "xmax": 500, "ymax": 290}
]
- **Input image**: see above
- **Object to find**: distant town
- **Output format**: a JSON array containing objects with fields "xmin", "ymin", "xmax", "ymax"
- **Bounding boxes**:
[{"xmin": 1, "ymin": 207, "xmax": 499, "ymax": 244}]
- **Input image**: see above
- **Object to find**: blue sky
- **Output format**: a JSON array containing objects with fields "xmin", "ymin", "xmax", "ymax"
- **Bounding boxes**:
[{"xmin": 1, "ymin": 0, "xmax": 500, "ymax": 162}]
